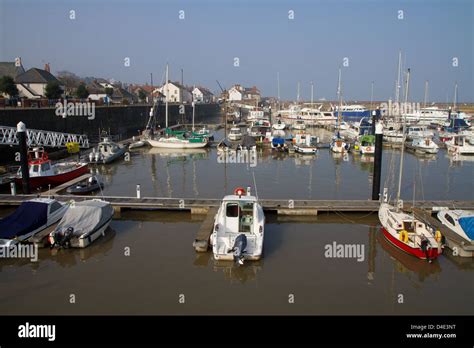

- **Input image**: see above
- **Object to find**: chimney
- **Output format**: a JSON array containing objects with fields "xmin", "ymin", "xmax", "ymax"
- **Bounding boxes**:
[{"xmin": 44, "ymin": 63, "xmax": 50, "ymax": 72}]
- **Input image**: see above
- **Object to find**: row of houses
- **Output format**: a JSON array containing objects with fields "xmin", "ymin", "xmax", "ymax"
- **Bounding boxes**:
[{"xmin": 1, "ymin": 57, "xmax": 260, "ymax": 106}]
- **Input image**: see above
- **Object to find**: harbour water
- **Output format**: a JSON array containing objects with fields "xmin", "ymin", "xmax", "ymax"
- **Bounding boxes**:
[{"xmin": 0, "ymin": 128, "xmax": 473, "ymax": 315}]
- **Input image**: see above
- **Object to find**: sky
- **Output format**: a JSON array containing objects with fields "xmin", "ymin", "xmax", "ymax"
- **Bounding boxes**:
[{"xmin": 0, "ymin": 0, "xmax": 472, "ymax": 102}]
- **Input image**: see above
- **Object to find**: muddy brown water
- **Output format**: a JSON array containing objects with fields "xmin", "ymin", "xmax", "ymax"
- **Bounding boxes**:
[{"xmin": 0, "ymin": 128, "xmax": 473, "ymax": 314}]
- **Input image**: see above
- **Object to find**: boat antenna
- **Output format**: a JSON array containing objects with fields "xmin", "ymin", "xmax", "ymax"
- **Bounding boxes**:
[{"xmin": 252, "ymin": 171, "xmax": 259, "ymax": 200}]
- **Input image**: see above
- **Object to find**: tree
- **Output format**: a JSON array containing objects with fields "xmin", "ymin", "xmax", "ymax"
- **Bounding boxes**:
[
  {"xmin": 45, "ymin": 81, "xmax": 63, "ymax": 99},
  {"xmin": 0, "ymin": 76, "xmax": 19, "ymax": 98},
  {"xmin": 75, "ymin": 83, "xmax": 89, "ymax": 99},
  {"xmin": 138, "ymin": 89, "xmax": 147, "ymax": 102}
]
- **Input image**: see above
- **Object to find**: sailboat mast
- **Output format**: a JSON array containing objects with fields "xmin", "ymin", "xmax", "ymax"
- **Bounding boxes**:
[
  {"xmin": 396, "ymin": 68, "xmax": 410, "ymax": 210},
  {"xmin": 337, "ymin": 68, "xmax": 342, "ymax": 131},
  {"xmin": 395, "ymin": 50, "xmax": 402, "ymax": 104},
  {"xmin": 192, "ymin": 86, "xmax": 195, "ymax": 131},
  {"xmin": 423, "ymin": 80, "xmax": 429, "ymax": 108},
  {"xmin": 277, "ymin": 72, "xmax": 280, "ymax": 110},
  {"xmin": 311, "ymin": 81, "xmax": 314, "ymax": 108},
  {"xmin": 453, "ymin": 82, "xmax": 458, "ymax": 110},
  {"xmin": 297, "ymin": 82, "xmax": 300, "ymax": 104},
  {"xmin": 165, "ymin": 64, "xmax": 169, "ymax": 129}
]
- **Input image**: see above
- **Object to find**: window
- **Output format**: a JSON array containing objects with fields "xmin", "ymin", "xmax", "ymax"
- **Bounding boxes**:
[
  {"xmin": 50, "ymin": 202, "xmax": 62, "ymax": 214},
  {"xmin": 444, "ymin": 214, "xmax": 455, "ymax": 226},
  {"xmin": 226, "ymin": 203, "xmax": 239, "ymax": 218},
  {"xmin": 32, "ymin": 165, "xmax": 39, "ymax": 173},
  {"xmin": 41, "ymin": 162, "xmax": 50, "ymax": 171}
]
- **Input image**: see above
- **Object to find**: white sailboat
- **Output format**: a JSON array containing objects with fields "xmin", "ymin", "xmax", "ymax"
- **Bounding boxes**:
[
  {"xmin": 148, "ymin": 64, "xmax": 208, "ymax": 149},
  {"xmin": 378, "ymin": 68, "xmax": 442, "ymax": 261},
  {"xmin": 330, "ymin": 68, "xmax": 349, "ymax": 153}
]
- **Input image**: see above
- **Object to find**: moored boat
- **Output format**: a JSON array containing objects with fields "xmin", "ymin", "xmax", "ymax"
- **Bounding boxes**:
[
  {"xmin": 15, "ymin": 147, "xmax": 89, "ymax": 190},
  {"xmin": 48, "ymin": 199, "xmax": 114, "ymax": 249},
  {"xmin": 210, "ymin": 187, "xmax": 265, "ymax": 263},
  {"xmin": 0, "ymin": 198, "xmax": 68, "ymax": 246},
  {"xmin": 89, "ymin": 138, "xmax": 127, "ymax": 164},
  {"xmin": 405, "ymin": 137, "xmax": 439, "ymax": 154}
]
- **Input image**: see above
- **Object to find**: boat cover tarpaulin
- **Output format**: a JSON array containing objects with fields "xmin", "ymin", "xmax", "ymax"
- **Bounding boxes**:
[
  {"xmin": 55, "ymin": 200, "xmax": 113, "ymax": 238},
  {"xmin": 0, "ymin": 202, "xmax": 48, "ymax": 239},
  {"xmin": 459, "ymin": 216, "xmax": 474, "ymax": 240},
  {"xmin": 272, "ymin": 138, "xmax": 285, "ymax": 145}
]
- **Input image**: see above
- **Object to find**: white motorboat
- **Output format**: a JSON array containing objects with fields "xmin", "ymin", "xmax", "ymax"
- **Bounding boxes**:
[
  {"xmin": 49, "ymin": 199, "xmax": 114, "ymax": 249},
  {"xmin": 403, "ymin": 107, "xmax": 449, "ymax": 125},
  {"xmin": 405, "ymin": 137, "xmax": 439, "ymax": 154},
  {"xmin": 445, "ymin": 135, "xmax": 474, "ymax": 155},
  {"xmin": 293, "ymin": 132, "xmax": 318, "ymax": 154},
  {"xmin": 272, "ymin": 119, "xmax": 286, "ymax": 130},
  {"xmin": 436, "ymin": 210, "xmax": 474, "ymax": 257},
  {"xmin": 89, "ymin": 137, "xmax": 127, "ymax": 164},
  {"xmin": 356, "ymin": 135, "xmax": 375, "ymax": 155},
  {"xmin": 406, "ymin": 126, "xmax": 434, "ymax": 141},
  {"xmin": 210, "ymin": 187, "xmax": 265, "ymax": 263},
  {"xmin": 228, "ymin": 127, "xmax": 243, "ymax": 141},
  {"xmin": 0, "ymin": 198, "xmax": 68, "ymax": 247},
  {"xmin": 383, "ymin": 129, "xmax": 404, "ymax": 144},
  {"xmin": 292, "ymin": 119, "xmax": 306, "ymax": 130}
]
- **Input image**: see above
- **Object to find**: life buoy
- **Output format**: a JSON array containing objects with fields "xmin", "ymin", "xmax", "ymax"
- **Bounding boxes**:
[
  {"xmin": 435, "ymin": 230, "xmax": 442, "ymax": 243},
  {"xmin": 399, "ymin": 230, "xmax": 409, "ymax": 243},
  {"xmin": 366, "ymin": 146, "xmax": 372, "ymax": 152},
  {"xmin": 234, "ymin": 187, "xmax": 246, "ymax": 197}
]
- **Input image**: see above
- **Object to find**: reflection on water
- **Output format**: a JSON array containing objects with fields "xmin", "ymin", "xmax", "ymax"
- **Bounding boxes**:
[{"xmin": 0, "ymin": 211, "xmax": 473, "ymax": 315}]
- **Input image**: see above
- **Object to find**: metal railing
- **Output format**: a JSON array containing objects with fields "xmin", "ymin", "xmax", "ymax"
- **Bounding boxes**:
[{"xmin": 0, "ymin": 125, "xmax": 89, "ymax": 149}]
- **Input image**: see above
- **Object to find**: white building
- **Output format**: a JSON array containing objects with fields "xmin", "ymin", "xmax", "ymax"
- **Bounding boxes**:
[
  {"xmin": 155, "ymin": 81, "xmax": 192, "ymax": 103},
  {"xmin": 228, "ymin": 85, "xmax": 244, "ymax": 101},
  {"xmin": 192, "ymin": 87, "xmax": 214, "ymax": 103}
]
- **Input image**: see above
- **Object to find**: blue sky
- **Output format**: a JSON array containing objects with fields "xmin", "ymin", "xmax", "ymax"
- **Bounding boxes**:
[{"xmin": 0, "ymin": 0, "xmax": 472, "ymax": 101}]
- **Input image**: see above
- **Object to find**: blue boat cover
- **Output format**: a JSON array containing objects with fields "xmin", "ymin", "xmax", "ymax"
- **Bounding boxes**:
[
  {"xmin": 459, "ymin": 217, "xmax": 474, "ymax": 240},
  {"xmin": 0, "ymin": 202, "xmax": 48, "ymax": 239},
  {"xmin": 272, "ymin": 138, "xmax": 285, "ymax": 145}
]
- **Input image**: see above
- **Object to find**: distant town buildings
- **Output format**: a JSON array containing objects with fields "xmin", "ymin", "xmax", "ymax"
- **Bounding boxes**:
[
  {"xmin": 192, "ymin": 86, "xmax": 214, "ymax": 103},
  {"xmin": 228, "ymin": 84, "xmax": 261, "ymax": 102},
  {"xmin": 155, "ymin": 81, "xmax": 193, "ymax": 103}
]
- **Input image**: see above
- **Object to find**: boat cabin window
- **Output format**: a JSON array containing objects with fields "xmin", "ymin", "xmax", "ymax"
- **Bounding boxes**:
[
  {"xmin": 403, "ymin": 221, "xmax": 415, "ymax": 232},
  {"xmin": 49, "ymin": 202, "xmax": 62, "ymax": 214},
  {"xmin": 41, "ymin": 162, "xmax": 50, "ymax": 171},
  {"xmin": 444, "ymin": 213, "xmax": 455, "ymax": 226},
  {"xmin": 226, "ymin": 203, "xmax": 240, "ymax": 218},
  {"xmin": 32, "ymin": 165, "xmax": 39, "ymax": 173}
]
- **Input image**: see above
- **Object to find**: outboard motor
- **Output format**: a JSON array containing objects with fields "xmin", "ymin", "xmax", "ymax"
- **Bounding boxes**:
[
  {"xmin": 228, "ymin": 234, "xmax": 247, "ymax": 265},
  {"xmin": 49, "ymin": 227, "xmax": 75, "ymax": 249}
]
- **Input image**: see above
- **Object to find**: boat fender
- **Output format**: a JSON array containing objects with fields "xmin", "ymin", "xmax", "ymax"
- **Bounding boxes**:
[
  {"xmin": 435, "ymin": 230, "xmax": 442, "ymax": 243},
  {"xmin": 399, "ymin": 230, "xmax": 409, "ymax": 243}
]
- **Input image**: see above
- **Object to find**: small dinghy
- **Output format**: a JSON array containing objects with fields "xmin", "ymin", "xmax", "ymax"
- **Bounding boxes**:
[
  {"xmin": 49, "ymin": 199, "xmax": 114, "ymax": 249},
  {"xmin": 210, "ymin": 187, "xmax": 265, "ymax": 263},
  {"xmin": 129, "ymin": 136, "xmax": 146, "ymax": 149},
  {"xmin": 66, "ymin": 176, "xmax": 104, "ymax": 195},
  {"xmin": 272, "ymin": 119, "xmax": 286, "ymax": 130}
]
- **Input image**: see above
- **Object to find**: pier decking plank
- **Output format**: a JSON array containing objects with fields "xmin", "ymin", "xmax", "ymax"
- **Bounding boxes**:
[{"xmin": 193, "ymin": 207, "xmax": 217, "ymax": 252}]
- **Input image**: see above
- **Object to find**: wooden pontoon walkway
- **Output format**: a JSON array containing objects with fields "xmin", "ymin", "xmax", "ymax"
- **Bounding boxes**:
[{"xmin": 0, "ymin": 194, "xmax": 473, "ymax": 214}]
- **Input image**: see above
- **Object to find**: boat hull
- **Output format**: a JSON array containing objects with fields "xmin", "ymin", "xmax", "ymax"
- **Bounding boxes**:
[
  {"xmin": 381, "ymin": 227, "xmax": 440, "ymax": 260},
  {"xmin": 15, "ymin": 164, "xmax": 89, "ymax": 190},
  {"xmin": 148, "ymin": 138, "xmax": 208, "ymax": 149}
]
